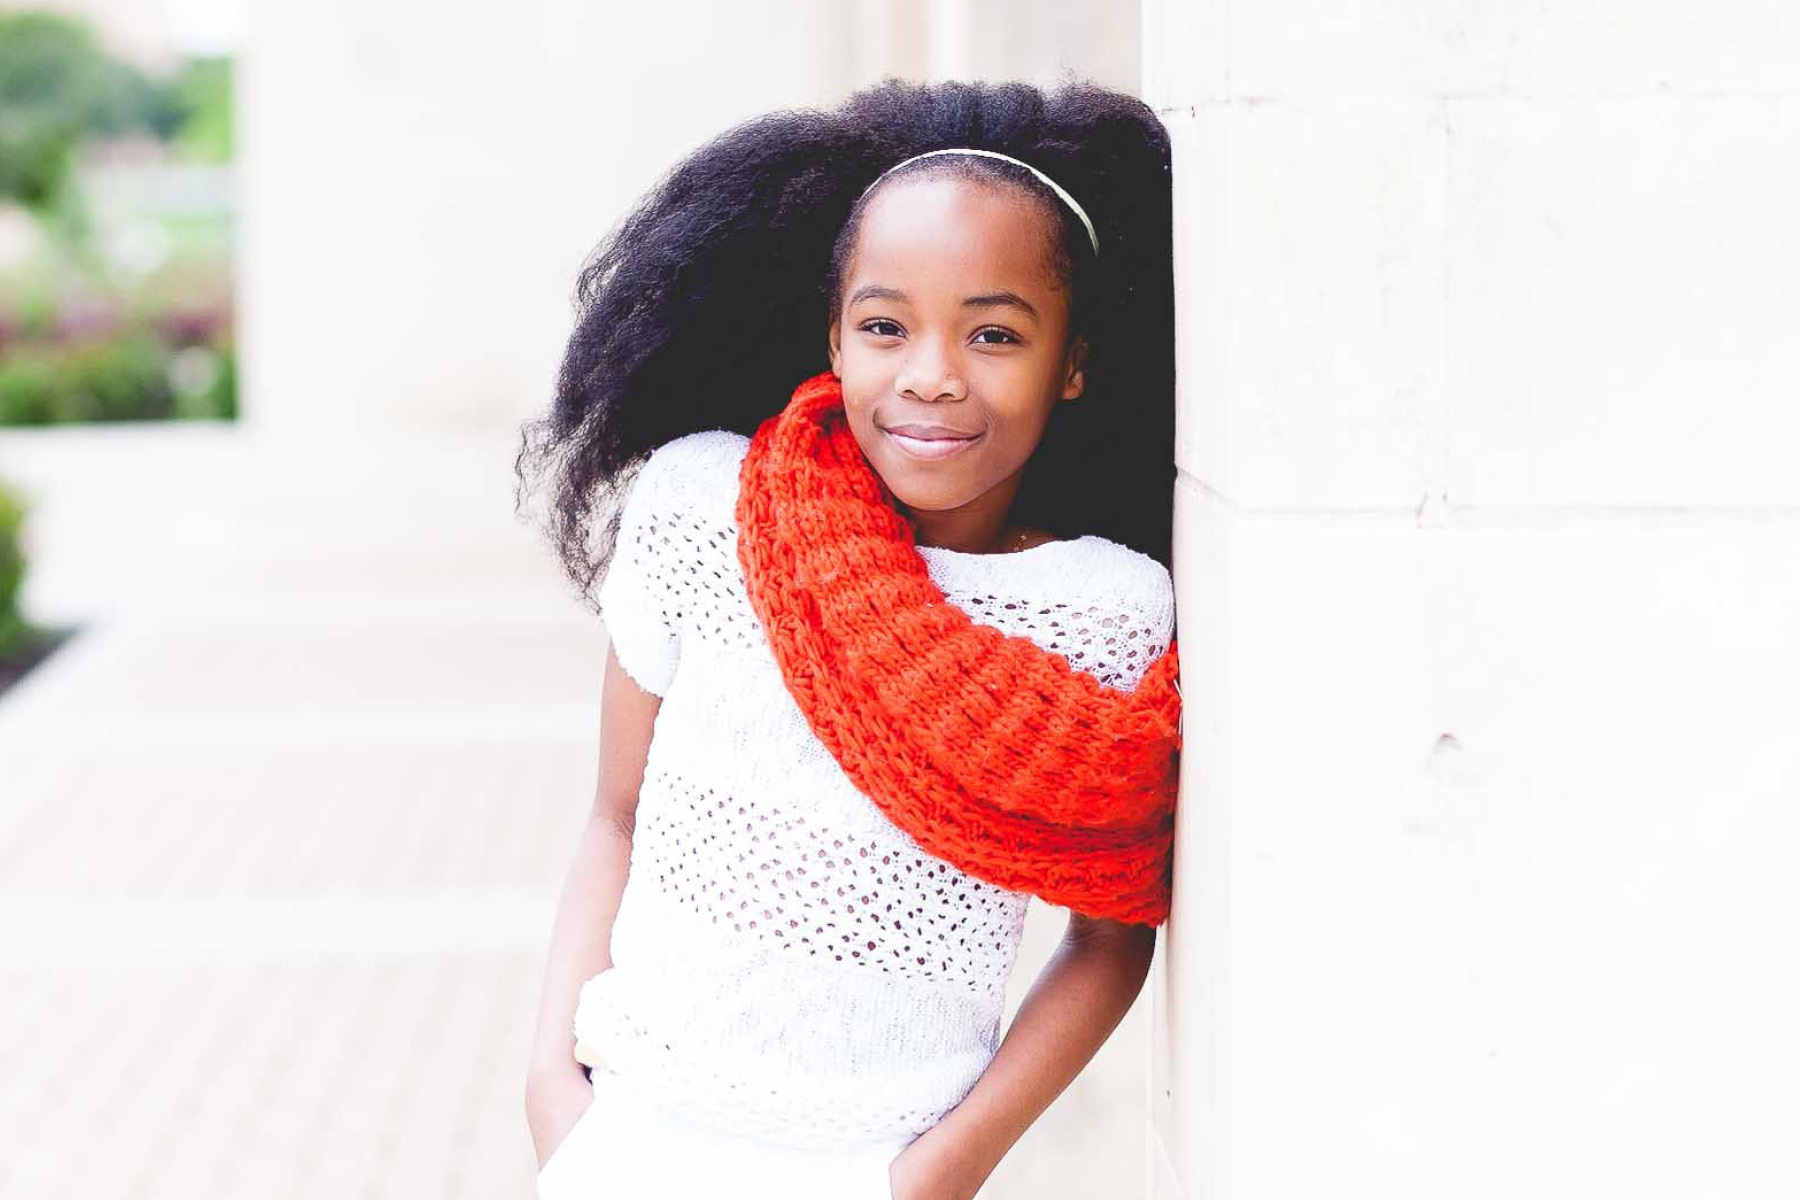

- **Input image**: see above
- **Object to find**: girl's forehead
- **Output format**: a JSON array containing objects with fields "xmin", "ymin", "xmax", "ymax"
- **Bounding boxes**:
[{"xmin": 848, "ymin": 176, "xmax": 1062, "ymax": 291}]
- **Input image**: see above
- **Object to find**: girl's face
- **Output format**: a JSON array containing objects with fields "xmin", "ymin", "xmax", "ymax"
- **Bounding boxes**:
[{"xmin": 827, "ymin": 175, "xmax": 1087, "ymax": 545}]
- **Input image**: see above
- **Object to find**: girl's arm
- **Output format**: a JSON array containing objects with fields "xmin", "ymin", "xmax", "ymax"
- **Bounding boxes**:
[
  {"xmin": 891, "ymin": 911, "xmax": 1159, "ymax": 1200},
  {"xmin": 523, "ymin": 644, "xmax": 659, "ymax": 1157}
]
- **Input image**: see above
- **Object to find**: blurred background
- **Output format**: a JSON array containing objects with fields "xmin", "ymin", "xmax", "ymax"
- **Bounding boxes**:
[
  {"xmin": 0, "ymin": 3, "xmax": 1148, "ymax": 1198},
  {"xmin": 8, "ymin": 3, "xmax": 1800, "ymax": 1200}
]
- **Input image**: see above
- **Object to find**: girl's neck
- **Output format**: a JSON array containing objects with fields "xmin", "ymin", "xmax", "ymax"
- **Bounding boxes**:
[{"xmin": 907, "ymin": 510, "xmax": 1055, "ymax": 555}]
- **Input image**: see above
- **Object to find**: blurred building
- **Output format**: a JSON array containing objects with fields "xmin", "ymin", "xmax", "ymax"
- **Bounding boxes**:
[
  {"xmin": 234, "ymin": 1, "xmax": 1137, "ymax": 436},
  {"xmin": 33, "ymin": 0, "xmax": 238, "ymax": 69}
]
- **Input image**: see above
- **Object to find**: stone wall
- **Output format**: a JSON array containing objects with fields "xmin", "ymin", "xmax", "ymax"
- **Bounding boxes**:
[{"xmin": 1143, "ymin": 3, "xmax": 1800, "ymax": 1196}]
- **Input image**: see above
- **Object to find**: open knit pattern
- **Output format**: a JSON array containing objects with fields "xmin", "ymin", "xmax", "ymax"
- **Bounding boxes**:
[
  {"xmin": 734, "ymin": 371, "xmax": 1185, "ymax": 926},
  {"xmin": 578, "ymin": 424, "xmax": 1173, "ymax": 1145}
]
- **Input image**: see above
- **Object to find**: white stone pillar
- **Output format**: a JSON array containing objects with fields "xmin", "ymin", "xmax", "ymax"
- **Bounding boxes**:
[{"xmin": 1144, "ymin": 3, "xmax": 1800, "ymax": 1196}]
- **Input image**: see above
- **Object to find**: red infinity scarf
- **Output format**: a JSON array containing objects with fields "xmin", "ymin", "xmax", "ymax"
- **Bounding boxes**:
[{"xmin": 734, "ymin": 371, "xmax": 1183, "ymax": 926}]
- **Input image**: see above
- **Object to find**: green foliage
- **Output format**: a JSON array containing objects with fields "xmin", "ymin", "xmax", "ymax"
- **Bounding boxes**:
[
  {"xmin": 2, "ymin": 284, "xmax": 59, "ymax": 341},
  {"xmin": 186, "ymin": 339, "xmax": 236, "ymax": 419},
  {"xmin": 0, "ymin": 12, "xmax": 237, "ymax": 429},
  {"xmin": 61, "ymin": 332, "xmax": 173, "ymax": 419},
  {"xmin": 0, "ymin": 350, "xmax": 59, "ymax": 423},
  {"xmin": 165, "ymin": 337, "xmax": 236, "ymax": 419},
  {"xmin": 0, "ymin": 479, "xmax": 29, "ymax": 659},
  {"xmin": 0, "ymin": 11, "xmax": 174, "ymax": 210},
  {"xmin": 169, "ymin": 56, "xmax": 231, "ymax": 161},
  {"xmin": 0, "ymin": 329, "xmax": 227, "ymax": 424}
]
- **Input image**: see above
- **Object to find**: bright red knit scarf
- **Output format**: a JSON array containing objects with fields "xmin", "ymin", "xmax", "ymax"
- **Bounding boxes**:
[{"xmin": 734, "ymin": 371, "xmax": 1183, "ymax": 926}]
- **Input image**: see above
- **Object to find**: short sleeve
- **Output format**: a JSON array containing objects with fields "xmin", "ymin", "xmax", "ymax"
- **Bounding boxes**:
[
  {"xmin": 596, "ymin": 450, "xmax": 683, "ymax": 698},
  {"xmin": 1100, "ymin": 562, "xmax": 1176, "ymax": 690}
]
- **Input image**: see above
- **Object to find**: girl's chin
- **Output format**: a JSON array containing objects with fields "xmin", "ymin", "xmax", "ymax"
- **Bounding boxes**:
[{"xmin": 870, "ymin": 471, "xmax": 968, "ymax": 513}]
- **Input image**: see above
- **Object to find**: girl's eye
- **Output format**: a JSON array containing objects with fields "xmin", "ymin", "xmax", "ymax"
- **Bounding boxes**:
[{"xmin": 857, "ymin": 321, "xmax": 1019, "ymax": 346}]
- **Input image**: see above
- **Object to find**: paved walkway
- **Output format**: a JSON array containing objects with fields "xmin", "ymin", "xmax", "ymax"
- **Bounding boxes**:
[{"xmin": 0, "ymin": 420, "xmax": 1148, "ymax": 1199}]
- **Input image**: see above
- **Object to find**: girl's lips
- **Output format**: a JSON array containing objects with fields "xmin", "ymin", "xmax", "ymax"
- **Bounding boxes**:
[{"xmin": 884, "ymin": 428, "xmax": 983, "ymax": 460}]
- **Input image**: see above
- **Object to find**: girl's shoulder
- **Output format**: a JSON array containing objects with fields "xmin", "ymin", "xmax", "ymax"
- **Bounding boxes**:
[
  {"xmin": 635, "ymin": 427, "xmax": 751, "ymax": 482},
  {"xmin": 920, "ymin": 535, "xmax": 1175, "ymax": 688},
  {"xmin": 1048, "ymin": 537, "xmax": 1175, "ymax": 644},
  {"xmin": 920, "ymin": 534, "xmax": 1173, "ymax": 625},
  {"xmin": 624, "ymin": 428, "xmax": 751, "ymax": 520},
  {"xmin": 1072, "ymin": 536, "xmax": 1175, "ymax": 620}
]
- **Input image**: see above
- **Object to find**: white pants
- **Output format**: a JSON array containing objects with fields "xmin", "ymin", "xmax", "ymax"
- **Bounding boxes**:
[{"xmin": 536, "ymin": 1067, "xmax": 929, "ymax": 1200}]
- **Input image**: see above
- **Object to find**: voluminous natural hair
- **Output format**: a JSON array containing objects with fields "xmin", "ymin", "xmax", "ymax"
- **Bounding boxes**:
[{"xmin": 514, "ymin": 75, "xmax": 1175, "ymax": 606}]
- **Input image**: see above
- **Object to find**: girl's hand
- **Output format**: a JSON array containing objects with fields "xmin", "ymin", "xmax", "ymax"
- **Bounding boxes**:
[
  {"xmin": 525, "ymin": 1067, "xmax": 596, "ymax": 1171},
  {"xmin": 885, "ymin": 1129, "xmax": 988, "ymax": 1200}
]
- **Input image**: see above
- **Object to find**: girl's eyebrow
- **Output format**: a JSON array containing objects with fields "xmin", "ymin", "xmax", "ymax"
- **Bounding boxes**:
[{"xmin": 849, "ymin": 284, "xmax": 1039, "ymax": 322}]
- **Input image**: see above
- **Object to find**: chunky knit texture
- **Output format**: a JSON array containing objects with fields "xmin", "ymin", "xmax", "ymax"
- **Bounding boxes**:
[
  {"xmin": 736, "ymin": 372, "xmax": 1184, "ymax": 926},
  {"xmin": 576, "ymin": 421, "xmax": 1176, "ymax": 1148}
]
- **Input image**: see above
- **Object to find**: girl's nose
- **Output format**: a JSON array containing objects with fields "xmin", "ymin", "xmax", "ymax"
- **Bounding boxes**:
[{"xmin": 896, "ymin": 339, "xmax": 967, "ymax": 404}]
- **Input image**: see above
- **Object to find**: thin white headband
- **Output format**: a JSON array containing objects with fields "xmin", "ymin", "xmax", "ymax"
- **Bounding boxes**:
[{"xmin": 859, "ymin": 147, "xmax": 1101, "ymax": 256}]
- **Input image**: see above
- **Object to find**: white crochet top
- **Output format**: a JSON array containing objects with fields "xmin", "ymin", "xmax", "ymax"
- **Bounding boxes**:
[{"xmin": 572, "ymin": 429, "xmax": 1176, "ymax": 1149}]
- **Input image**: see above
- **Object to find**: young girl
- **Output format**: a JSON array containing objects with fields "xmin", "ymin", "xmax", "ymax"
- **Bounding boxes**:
[{"xmin": 517, "ymin": 76, "xmax": 1183, "ymax": 1200}]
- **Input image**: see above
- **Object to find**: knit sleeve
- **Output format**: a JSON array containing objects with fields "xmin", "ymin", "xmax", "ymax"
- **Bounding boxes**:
[
  {"xmin": 596, "ymin": 446, "xmax": 685, "ymax": 698},
  {"xmin": 1102, "ymin": 563, "xmax": 1176, "ymax": 691}
]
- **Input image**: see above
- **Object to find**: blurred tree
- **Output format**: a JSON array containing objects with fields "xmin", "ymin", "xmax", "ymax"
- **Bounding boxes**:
[
  {"xmin": 0, "ymin": 479, "xmax": 29, "ymax": 659},
  {"xmin": 0, "ymin": 11, "xmax": 182, "ymax": 218},
  {"xmin": 1, "ymin": 11, "xmax": 236, "ymax": 429},
  {"xmin": 169, "ymin": 57, "xmax": 231, "ymax": 161}
]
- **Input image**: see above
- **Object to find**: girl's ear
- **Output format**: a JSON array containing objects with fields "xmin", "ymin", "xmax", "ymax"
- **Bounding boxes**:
[
  {"xmin": 827, "ymin": 316, "xmax": 842, "ymax": 377},
  {"xmin": 1062, "ymin": 335, "xmax": 1089, "ymax": 401}
]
